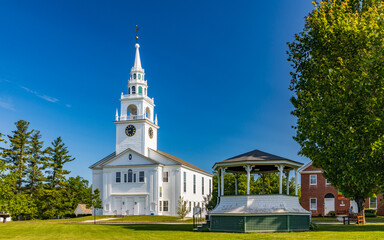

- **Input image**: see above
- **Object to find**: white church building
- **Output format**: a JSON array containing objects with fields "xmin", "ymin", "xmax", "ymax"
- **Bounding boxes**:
[{"xmin": 90, "ymin": 42, "xmax": 212, "ymax": 217}]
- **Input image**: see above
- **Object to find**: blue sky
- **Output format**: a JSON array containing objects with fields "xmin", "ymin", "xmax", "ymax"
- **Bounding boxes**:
[{"xmin": 0, "ymin": 0, "xmax": 314, "ymax": 181}]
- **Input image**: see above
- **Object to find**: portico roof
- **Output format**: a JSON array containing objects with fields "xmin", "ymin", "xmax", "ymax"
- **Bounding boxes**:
[{"xmin": 213, "ymin": 149, "xmax": 303, "ymax": 173}]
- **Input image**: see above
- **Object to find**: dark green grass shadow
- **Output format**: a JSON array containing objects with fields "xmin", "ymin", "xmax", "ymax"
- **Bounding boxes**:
[{"xmin": 318, "ymin": 223, "xmax": 384, "ymax": 232}]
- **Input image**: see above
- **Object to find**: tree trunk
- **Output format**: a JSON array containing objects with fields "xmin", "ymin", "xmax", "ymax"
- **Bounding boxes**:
[{"xmin": 355, "ymin": 196, "xmax": 365, "ymax": 213}]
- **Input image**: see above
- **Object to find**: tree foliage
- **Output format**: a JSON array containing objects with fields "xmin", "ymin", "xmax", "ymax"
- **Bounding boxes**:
[
  {"xmin": 287, "ymin": 0, "xmax": 384, "ymax": 212},
  {"xmin": 176, "ymin": 196, "xmax": 190, "ymax": 219},
  {"xmin": 0, "ymin": 120, "xmax": 92, "ymax": 220}
]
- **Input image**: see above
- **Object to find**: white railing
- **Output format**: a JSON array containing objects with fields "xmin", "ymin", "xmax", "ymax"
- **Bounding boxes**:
[
  {"xmin": 117, "ymin": 114, "xmax": 155, "ymax": 123},
  {"xmin": 121, "ymin": 93, "xmax": 154, "ymax": 104}
]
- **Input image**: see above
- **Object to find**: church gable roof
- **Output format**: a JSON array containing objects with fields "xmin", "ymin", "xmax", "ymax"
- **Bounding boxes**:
[
  {"xmin": 151, "ymin": 149, "xmax": 212, "ymax": 176},
  {"xmin": 89, "ymin": 148, "xmax": 160, "ymax": 169}
]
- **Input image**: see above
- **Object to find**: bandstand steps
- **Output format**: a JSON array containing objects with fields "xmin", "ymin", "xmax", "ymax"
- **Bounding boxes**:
[{"xmin": 193, "ymin": 220, "xmax": 210, "ymax": 232}]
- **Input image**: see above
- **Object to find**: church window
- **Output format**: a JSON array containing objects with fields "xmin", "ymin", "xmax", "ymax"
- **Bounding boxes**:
[
  {"xmin": 116, "ymin": 172, "xmax": 121, "ymax": 183},
  {"xmin": 163, "ymin": 172, "xmax": 168, "ymax": 182},
  {"xmin": 159, "ymin": 201, "xmax": 162, "ymax": 211},
  {"xmin": 183, "ymin": 172, "xmax": 186, "ymax": 193},
  {"xmin": 138, "ymin": 74, "xmax": 141, "ymax": 79},
  {"xmin": 128, "ymin": 169, "xmax": 133, "ymax": 182},
  {"xmin": 133, "ymin": 73, "xmax": 136, "ymax": 79},
  {"xmin": 209, "ymin": 179, "xmax": 211, "ymax": 194},
  {"xmin": 159, "ymin": 187, "xmax": 162, "ymax": 197},
  {"xmin": 193, "ymin": 175, "xmax": 196, "ymax": 194},
  {"xmin": 202, "ymin": 177, "xmax": 204, "ymax": 195},
  {"xmin": 132, "ymin": 86, "xmax": 136, "ymax": 94},
  {"xmin": 128, "ymin": 87, "xmax": 130, "ymax": 94},
  {"xmin": 310, "ymin": 175, "xmax": 317, "ymax": 185},
  {"xmin": 124, "ymin": 174, "xmax": 127, "ymax": 183},
  {"xmin": 145, "ymin": 107, "xmax": 151, "ymax": 119},
  {"xmin": 139, "ymin": 171, "xmax": 145, "ymax": 182},
  {"xmin": 370, "ymin": 197, "xmax": 377, "ymax": 209},
  {"xmin": 144, "ymin": 88, "xmax": 147, "ymax": 95},
  {"xmin": 163, "ymin": 201, "xmax": 169, "ymax": 212},
  {"xmin": 310, "ymin": 198, "xmax": 317, "ymax": 210},
  {"xmin": 139, "ymin": 86, "xmax": 143, "ymax": 94}
]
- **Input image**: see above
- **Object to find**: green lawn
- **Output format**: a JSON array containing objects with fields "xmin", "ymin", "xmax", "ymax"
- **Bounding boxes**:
[
  {"xmin": 1, "ymin": 218, "xmax": 384, "ymax": 240},
  {"xmin": 311, "ymin": 216, "xmax": 384, "ymax": 222}
]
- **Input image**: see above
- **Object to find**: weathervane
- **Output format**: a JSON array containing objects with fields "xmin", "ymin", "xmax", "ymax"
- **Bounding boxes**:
[{"xmin": 135, "ymin": 25, "xmax": 140, "ymax": 43}]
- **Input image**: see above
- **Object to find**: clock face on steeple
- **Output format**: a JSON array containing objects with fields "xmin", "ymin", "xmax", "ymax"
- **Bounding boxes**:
[
  {"xmin": 125, "ymin": 125, "xmax": 136, "ymax": 137},
  {"xmin": 148, "ymin": 127, "xmax": 153, "ymax": 139}
]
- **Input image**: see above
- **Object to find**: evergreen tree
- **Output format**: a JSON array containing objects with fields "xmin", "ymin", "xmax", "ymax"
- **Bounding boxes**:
[
  {"xmin": 26, "ymin": 130, "xmax": 46, "ymax": 197},
  {"xmin": 3, "ymin": 120, "xmax": 33, "ymax": 193},
  {"xmin": 45, "ymin": 137, "xmax": 74, "ymax": 189}
]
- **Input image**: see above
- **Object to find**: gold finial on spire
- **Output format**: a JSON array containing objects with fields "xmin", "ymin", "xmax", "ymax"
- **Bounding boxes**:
[{"xmin": 135, "ymin": 25, "xmax": 140, "ymax": 43}]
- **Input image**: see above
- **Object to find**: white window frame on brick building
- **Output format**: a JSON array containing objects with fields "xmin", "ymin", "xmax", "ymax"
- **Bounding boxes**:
[
  {"xmin": 325, "ymin": 178, "xmax": 331, "ymax": 185},
  {"xmin": 369, "ymin": 197, "xmax": 377, "ymax": 209},
  {"xmin": 310, "ymin": 198, "xmax": 317, "ymax": 210},
  {"xmin": 310, "ymin": 175, "xmax": 317, "ymax": 185}
]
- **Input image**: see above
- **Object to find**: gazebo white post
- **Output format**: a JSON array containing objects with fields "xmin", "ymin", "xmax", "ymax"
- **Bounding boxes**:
[
  {"xmin": 261, "ymin": 174, "xmax": 265, "ymax": 195},
  {"xmin": 285, "ymin": 170, "xmax": 290, "ymax": 195},
  {"xmin": 234, "ymin": 173, "xmax": 238, "ymax": 195},
  {"xmin": 221, "ymin": 168, "xmax": 226, "ymax": 196},
  {"xmin": 244, "ymin": 165, "xmax": 253, "ymax": 195},
  {"xmin": 295, "ymin": 168, "xmax": 298, "ymax": 196},
  {"xmin": 276, "ymin": 165, "xmax": 284, "ymax": 194},
  {"xmin": 217, "ymin": 169, "xmax": 221, "ymax": 197}
]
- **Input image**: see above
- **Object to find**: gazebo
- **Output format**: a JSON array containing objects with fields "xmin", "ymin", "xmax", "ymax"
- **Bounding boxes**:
[{"xmin": 209, "ymin": 149, "xmax": 310, "ymax": 232}]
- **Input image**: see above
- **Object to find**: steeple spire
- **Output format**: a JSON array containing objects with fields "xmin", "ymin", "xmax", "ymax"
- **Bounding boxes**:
[{"xmin": 132, "ymin": 43, "xmax": 142, "ymax": 71}]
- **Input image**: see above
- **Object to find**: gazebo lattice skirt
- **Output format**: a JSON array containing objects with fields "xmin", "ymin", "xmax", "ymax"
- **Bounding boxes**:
[{"xmin": 209, "ymin": 195, "xmax": 311, "ymax": 232}]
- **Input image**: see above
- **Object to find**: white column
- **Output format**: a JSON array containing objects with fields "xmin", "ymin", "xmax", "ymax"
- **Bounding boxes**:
[
  {"xmin": 244, "ymin": 166, "xmax": 253, "ymax": 195},
  {"xmin": 261, "ymin": 174, "xmax": 265, "ymax": 195},
  {"xmin": 285, "ymin": 171, "xmax": 290, "ymax": 195},
  {"xmin": 234, "ymin": 174, "xmax": 238, "ymax": 195},
  {"xmin": 295, "ymin": 168, "xmax": 298, "ymax": 196},
  {"xmin": 218, "ymin": 171, "xmax": 221, "ymax": 197},
  {"xmin": 276, "ymin": 165, "xmax": 284, "ymax": 195},
  {"xmin": 221, "ymin": 168, "xmax": 226, "ymax": 196}
]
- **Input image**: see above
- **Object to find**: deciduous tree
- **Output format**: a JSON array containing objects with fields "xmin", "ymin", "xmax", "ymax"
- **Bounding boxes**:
[{"xmin": 287, "ymin": 0, "xmax": 384, "ymax": 213}]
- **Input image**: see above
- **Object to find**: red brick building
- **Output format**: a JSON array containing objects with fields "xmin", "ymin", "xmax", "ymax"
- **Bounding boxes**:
[{"xmin": 300, "ymin": 162, "xmax": 384, "ymax": 216}]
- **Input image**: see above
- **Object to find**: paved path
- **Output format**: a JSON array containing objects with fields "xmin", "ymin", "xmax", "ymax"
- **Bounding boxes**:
[{"xmin": 82, "ymin": 218, "xmax": 117, "ymax": 223}]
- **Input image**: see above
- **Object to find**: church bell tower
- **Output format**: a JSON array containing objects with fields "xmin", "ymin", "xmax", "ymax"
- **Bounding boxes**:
[{"xmin": 114, "ymin": 41, "xmax": 159, "ymax": 156}]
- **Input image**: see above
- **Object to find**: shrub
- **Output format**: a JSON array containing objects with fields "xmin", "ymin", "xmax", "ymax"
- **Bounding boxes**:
[
  {"xmin": 317, "ymin": 213, "xmax": 322, "ymax": 217},
  {"xmin": 364, "ymin": 208, "xmax": 377, "ymax": 217},
  {"xmin": 327, "ymin": 211, "xmax": 336, "ymax": 217},
  {"xmin": 309, "ymin": 222, "xmax": 318, "ymax": 231}
]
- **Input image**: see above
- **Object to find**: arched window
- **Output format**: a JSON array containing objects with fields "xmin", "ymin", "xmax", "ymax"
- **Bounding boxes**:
[
  {"xmin": 144, "ymin": 88, "xmax": 147, "ymax": 96},
  {"xmin": 138, "ymin": 86, "xmax": 143, "ymax": 95},
  {"xmin": 128, "ymin": 169, "xmax": 133, "ymax": 182},
  {"xmin": 324, "ymin": 193, "xmax": 335, "ymax": 198},
  {"xmin": 132, "ymin": 86, "xmax": 136, "ymax": 94},
  {"xmin": 133, "ymin": 73, "xmax": 136, "ymax": 79},
  {"xmin": 138, "ymin": 74, "xmax": 141, "ymax": 80},
  {"xmin": 145, "ymin": 107, "xmax": 151, "ymax": 119},
  {"xmin": 128, "ymin": 87, "xmax": 130, "ymax": 94},
  {"xmin": 127, "ymin": 104, "xmax": 138, "ymax": 118}
]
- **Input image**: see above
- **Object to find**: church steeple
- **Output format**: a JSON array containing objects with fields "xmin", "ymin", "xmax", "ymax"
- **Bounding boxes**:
[
  {"xmin": 115, "ymin": 40, "xmax": 159, "ymax": 156},
  {"xmin": 132, "ymin": 43, "xmax": 143, "ymax": 72}
]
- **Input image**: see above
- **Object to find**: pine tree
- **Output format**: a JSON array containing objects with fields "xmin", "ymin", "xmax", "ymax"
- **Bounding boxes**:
[
  {"xmin": 26, "ymin": 130, "xmax": 46, "ymax": 197},
  {"xmin": 45, "ymin": 137, "xmax": 74, "ymax": 189},
  {"xmin": 3, "ymin": 120, "xmax": 33, "ymax": 193}
]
